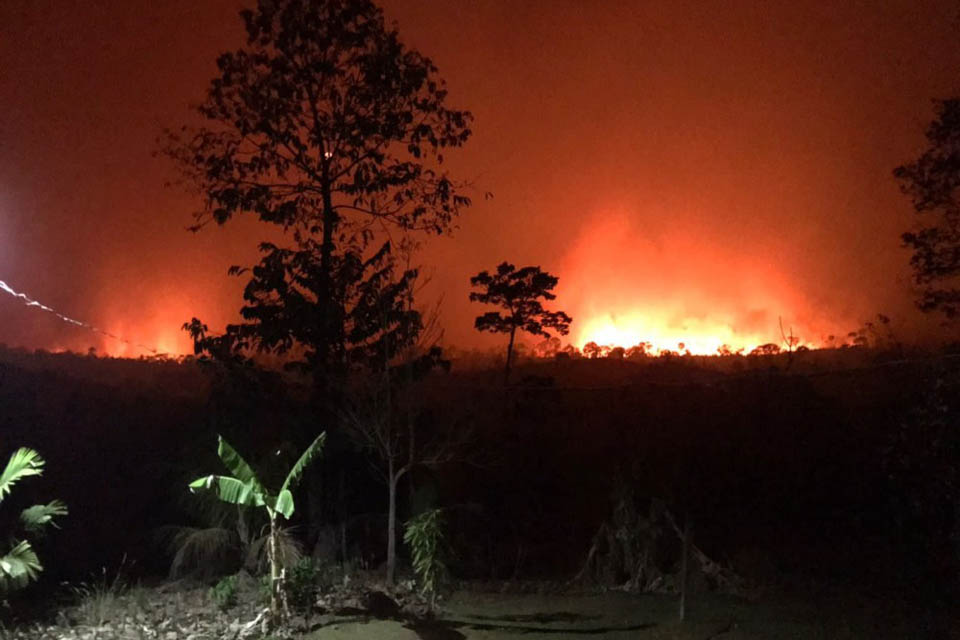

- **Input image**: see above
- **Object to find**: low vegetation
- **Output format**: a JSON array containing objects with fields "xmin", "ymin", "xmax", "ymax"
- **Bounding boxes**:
[
  {"xmin": 0, "ymin": 448, "xmax": 66, "ymax": 593},
  {"xmin": 403, "ymin": 508, "xmax": 448, "ymax": 609},
  {"xmin": 188, "ymin": 434, "xmax": 325, "ymax": 629}
]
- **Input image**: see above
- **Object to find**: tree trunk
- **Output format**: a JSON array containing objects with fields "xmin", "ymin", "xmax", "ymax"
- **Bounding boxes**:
[
  {"xmin": 387, "ymin": 460, "xmax": 398, "ymax": 585},
  {"xmin": 680, "ymin": 514, "xmax": 691, "ymax": 622},
  {"xmin": 504, "ymin": 326, "xmax": 517, "ymax": 385},
  {"xmin": 268, "ymin": 514, "xmax": 281, "ymax": 624},
  {"xmin": 318, "ymin": 178, "xmax": 345, "ymax": 398},
  {"xmin": 339, "ymin": 468, "xmax": 348, "ymax": 565}
]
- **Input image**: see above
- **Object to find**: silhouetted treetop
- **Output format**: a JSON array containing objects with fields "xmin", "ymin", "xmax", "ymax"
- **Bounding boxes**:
[
  {"xmin": 162, "ymin": 0, "xmax": 474, "ymax": 237},
  {"xmin": 187, "ymin": 240, "xmax": 422, "ymax": 374},
  {"xmin": 164, "ymin": 0, "xmax": 476, "ymax": 386},
  {"xmin": 469, "ymin": 262, "xmax": 572, "ymax": 383},
  {"xmin": 469, "ymin": 263, "xmax": 572, "ymax": 339},
  {"xmin": 895, "ymin": 98, "xmax": 960, "ymax": 317}
]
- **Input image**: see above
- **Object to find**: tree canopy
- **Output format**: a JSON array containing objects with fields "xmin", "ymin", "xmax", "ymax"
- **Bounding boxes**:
[
  {"xmin": 163, "ymin": 0, "xmax": 473, "ymax": 236},
  {"xmin": 186, "ymin": 240, "xmax": 422, "ymax": 375},
  {"xmin": 469, "ymin": 262, "xmax": 572, "ymax": 382},
  {"xmin": 895, "ymin": 98, "xmax": 960, "ymax": 318},
  {"xmin": 164, "ymin": 0, "xmax": 475, "ymax": 377}
]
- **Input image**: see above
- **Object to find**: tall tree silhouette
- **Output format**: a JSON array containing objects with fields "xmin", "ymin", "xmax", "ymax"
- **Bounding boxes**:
[
  {"xmin": 469, "ymin": 263, "xmax": 572, "ymax": 383},
  {"xmin": 895, "ymin": 98, "xmax": 960, "ymax": 318},
  {"xmin": 163, "ymin": 0, "xmax": 474, "ymax": 389}
]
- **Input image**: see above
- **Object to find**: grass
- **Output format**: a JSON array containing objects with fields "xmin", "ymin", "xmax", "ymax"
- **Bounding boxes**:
[{"xmin": 69, "ymin": 570, "xmax": 128, "ymax": 627}]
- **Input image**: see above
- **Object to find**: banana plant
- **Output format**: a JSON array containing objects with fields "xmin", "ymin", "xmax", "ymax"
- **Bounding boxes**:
[
  {"xmin": 189, "ymin": 433, "xmax": 325, "ymax": 624},
  {"xmin": 0, "ymin": 448, "xmax": 67, "ymax": 592}
]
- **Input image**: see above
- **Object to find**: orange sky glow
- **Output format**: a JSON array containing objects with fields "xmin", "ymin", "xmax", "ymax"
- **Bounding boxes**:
[{"xmin": 2, "ymin": 1, "xmax": 959, "ymax": 359}]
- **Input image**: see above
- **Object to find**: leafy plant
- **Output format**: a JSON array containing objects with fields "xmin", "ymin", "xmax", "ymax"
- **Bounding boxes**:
[
  {"xmin": 189, "ymin": 433, "xmax": 325, "ymax": 627},
  {"xmin": 159, "ymin": 489, "xmax": 305, "ymax": 581},
  {"xmin": 403, "ymin": 508, "xmax": 447, "ymax": 608},
  {"xmin": 210, "ymin": 574, "xmax": 238, "ymax": 611},
  {"xmin": 0, "ymin": 448, "xmax": 67, "ymax": 592},
  {"xmin": 285, "ymin": 558, "xmax": 319, "ymax": 613}
]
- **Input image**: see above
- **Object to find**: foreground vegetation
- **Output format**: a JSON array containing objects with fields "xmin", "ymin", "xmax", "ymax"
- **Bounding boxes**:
[
  {"xmin": 2, "ymin": 577, "xmax": 952, "ymax": 640},
  {"xmin": 1, "ymin": 342, "xmax": 957, "ymax": 638}
]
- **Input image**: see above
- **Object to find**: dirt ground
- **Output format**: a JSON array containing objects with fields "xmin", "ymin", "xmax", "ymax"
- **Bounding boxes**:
[{"xmin": 306, "ymin": 588, "xmax": 951, "ymax": 640}]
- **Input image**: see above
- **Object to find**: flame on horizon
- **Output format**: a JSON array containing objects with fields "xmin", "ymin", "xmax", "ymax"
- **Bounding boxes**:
[
  {"xmin": 558, "ymin": 209, "xmax": 848, "ymax": 355},
  {"xmin": 3, "ymin": 205, "xmax": 858, "ymax": 359},
  {"xmin": 576, "ymin": 311, "xmax": 799, "ymax": 355}
]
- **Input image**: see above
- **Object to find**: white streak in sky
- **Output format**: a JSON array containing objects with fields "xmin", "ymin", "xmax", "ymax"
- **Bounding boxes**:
[{"xmin": 0, "ymin": 279, "xmax": 158, "ymax": 354}]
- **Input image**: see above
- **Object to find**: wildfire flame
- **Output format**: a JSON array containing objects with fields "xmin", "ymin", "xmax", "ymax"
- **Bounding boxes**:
[
  {"xmin": 559, "ymin": 209, "xmax": 847, "ymax": 355},
  {"xmin": 3, "ymin": 203, "xmax": 852, "ymax": 359},
  {"xmin": 0, "ymin": 276, "xmax": 194, "ymax": 358},
  {"xmin": 577, "ymin": 311, "xmax": 783, "ymax": 355}
]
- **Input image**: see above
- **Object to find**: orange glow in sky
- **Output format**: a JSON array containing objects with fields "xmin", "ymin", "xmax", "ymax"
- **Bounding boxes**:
[{"xmin": 2, "ymin": 0, "xmax": 957, "ymax": 359}]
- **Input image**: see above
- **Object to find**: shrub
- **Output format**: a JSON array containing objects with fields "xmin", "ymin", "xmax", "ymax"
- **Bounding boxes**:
[
  {"xmin": 403, "ymin": 508, "xmax": 447, "ymax": 608},
  {"xmin": 285, "ymin": 558, "xmax": 319, "ymax": 613},
  {"xmin": 210, "ymin": 574, "xmax": 238, "ymax": 611}
]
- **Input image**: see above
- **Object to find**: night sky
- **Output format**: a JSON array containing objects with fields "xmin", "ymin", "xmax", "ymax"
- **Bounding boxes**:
[{"xmin": 2, "ymin": 0, "xmax": 959, "ymax": 356}]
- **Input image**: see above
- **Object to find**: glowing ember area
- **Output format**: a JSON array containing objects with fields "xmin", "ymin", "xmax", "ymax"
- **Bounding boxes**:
[
  {"xmin": 578, "ymin": 312, "xmax": 783, "ymax": 355},
  {"xmin": 98, "ymin": 324, "xmax": 189, "ymax": 358},
  {"xmin": 89, "ymin": 292, "xmax": 203, "ymax": 357},
  {"xmin": 559, "ymin": 211, "xmax": 848, "ymax": 355}
]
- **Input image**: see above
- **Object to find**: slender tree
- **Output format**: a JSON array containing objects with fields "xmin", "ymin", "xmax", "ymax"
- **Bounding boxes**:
[
  {"xmin": 163, "ymin": 0, "xmax": 475, "ymax": 383},
  {"xmin": 895, "ymin": 98, "xmax": 960, "ymax": 318},
  {"xmin": 342, "ymin": 259, "xmax": 466, "ymax": 585},
  {"xmin": 469, "ymin": 262, "xmax": 572, "ymax": 383}
]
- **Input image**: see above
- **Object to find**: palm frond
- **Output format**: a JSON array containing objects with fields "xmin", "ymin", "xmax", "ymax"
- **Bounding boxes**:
[
  {"xmin": 280, "ymin": 433, "xmax": 326, "ymax": 496},
  {"xmin": 0, "ymin": 448, "xmax": 44, "ymax": 503},
  {"xmin": 20, "ymin": 500, "xmax": 68, "ymax": 534},
  {"xmin": 189, "ymin": 475, "xmax": 266, "ymax": 508},
  {"xmin": 0, "ymin": 540, "xmax": 42, "ymax": 592},
  {"xmin": 274, "ymin": 489, "xmax": 295, "ymax": 520},
  {"xmin": 216, "ymin": 437, "xmax": 261, "ymax": 487}
]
